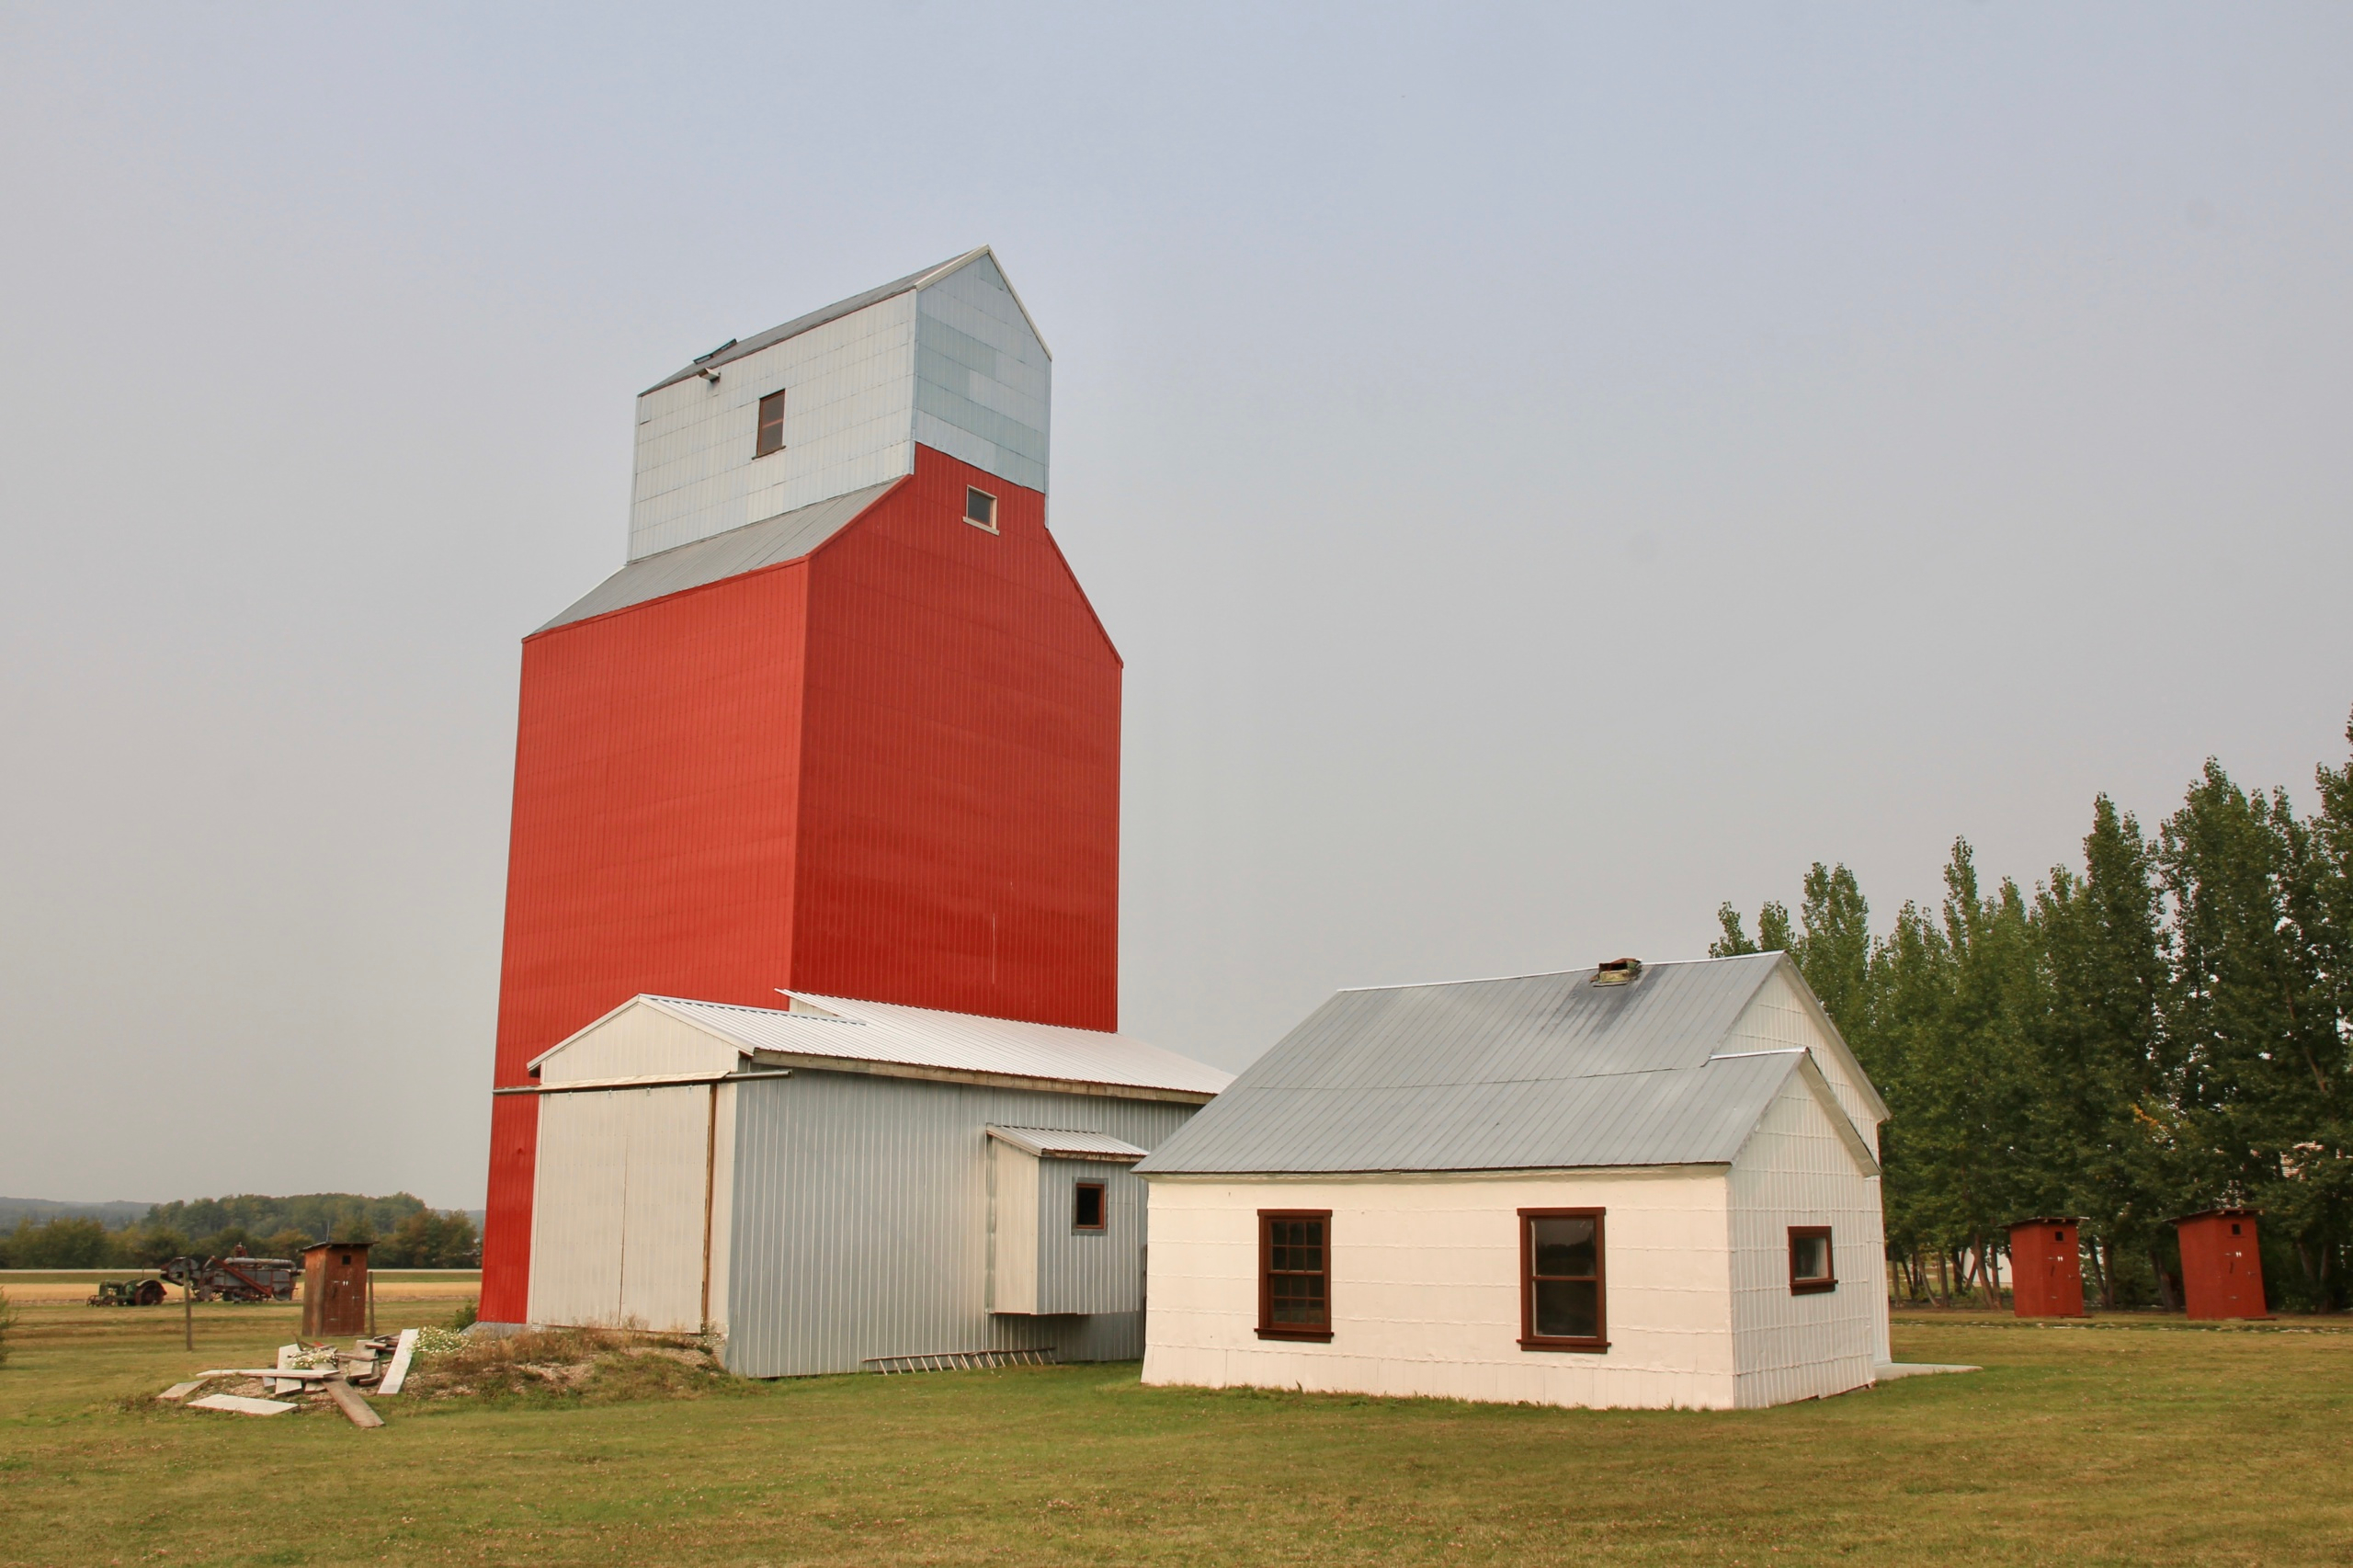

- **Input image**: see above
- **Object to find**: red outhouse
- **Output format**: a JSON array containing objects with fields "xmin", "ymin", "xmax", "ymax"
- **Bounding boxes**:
[
  {"xmin": 2173, "ymin": 1210, "xmax": 2268, "ymax": 1320},
  {"xmin": 2007, "ymin": 1218, "xmax": 2085, "ymax": 1317}
]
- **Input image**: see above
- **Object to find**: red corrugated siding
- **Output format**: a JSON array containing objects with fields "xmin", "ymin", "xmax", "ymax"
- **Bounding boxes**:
[
  {"xmin": 479, "ymin": 446, "xmax": 1121, "ymax": 1319},
  {"xmin": 794, "ymin": 449, "xmax": 1121, "ymax": 1031}
]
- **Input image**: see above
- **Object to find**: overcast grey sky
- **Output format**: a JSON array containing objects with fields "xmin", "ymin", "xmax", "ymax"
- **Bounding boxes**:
[{"xmin": 3, "ymin": 4, "xmax": 2347, "ymax": 1210}]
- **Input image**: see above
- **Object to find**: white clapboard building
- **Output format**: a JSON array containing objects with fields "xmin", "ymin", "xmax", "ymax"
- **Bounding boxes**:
[
  {"xmin": 1134, "ymin": 953, "xmax": 1892, "ymax": 1410},
  {"xmin": 520, "ymin": 991, "xmax": 1231, "ymax": 1377}
]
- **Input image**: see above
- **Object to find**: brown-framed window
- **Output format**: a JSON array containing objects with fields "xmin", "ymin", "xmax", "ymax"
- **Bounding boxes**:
[
  {"xmin": 1073, "ymin": 1182, "xmax": 1106, "ymax": 1232},
  {"xmin": 1790, "ymin": 1226, "xmax": 1836, "ymax": 1294},
  {"xmin": 1256, "ymin": 1210, "xmax": 1331, "ymax": 1341},
  {"xmin": 1518, "ymin": 1208, "xmax": 1607, "ymax": 1351},
  {"xmin": 964, "ymin": 485, "xmax": 997, "ymax": 531},
  {"xmin": 755, "ymin": 390, "xmax": 787, "ymax": 457}
]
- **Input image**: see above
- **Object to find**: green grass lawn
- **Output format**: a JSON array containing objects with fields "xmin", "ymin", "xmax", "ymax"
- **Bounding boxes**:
[{"xmin": 1, "ymin": 1299, "xmax": 2348, "ymax": 1566}]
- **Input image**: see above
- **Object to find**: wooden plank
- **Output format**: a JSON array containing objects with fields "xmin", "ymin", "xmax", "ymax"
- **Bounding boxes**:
[
  {"xmin": 378, "ymin": 1327, "xmax": 420, "ymax": 1396},
  {"xmin": 158, "ymin": 1381, "xmax": 208, "ymax": 1402},
  {"xmin": 274, "ymin": 1344, "xmax": 302, "ymax": 1396},
  {"xmin": 188, "ymin": 1394, "xmax": 296, "ymax": 1416},
  {"xmin": 322, "ymin": 1379, "xmax": 383, "ymax": 1429}
]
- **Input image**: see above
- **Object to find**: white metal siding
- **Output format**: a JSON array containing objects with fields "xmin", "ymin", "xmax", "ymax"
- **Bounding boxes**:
[
  {"xmin": 1724, "ymin": 1076, "xmax": 1884, "ymax": 1405},
  {"xmin": 629, "ymin": 292, "xmax": 918, "ymax": 560},
  {"xmin": 528, "ymin": 1084, "xmax": 714, "ymax": 1333},
  {"xmin": 1721, "ymin": 969, "xmax": 1881, "ymax": 1156},
  {"xmin": 723, "ymin": 1070, "xmax": 1194, "ymax": 1377},
  {"xmin": 537, "ymin": 1001, "xmax": 742, "ymax": 1084},
  {"xmin": 1142, "ymin": 1170, "xmax": 1739, "ymax": 1411},
  {"xmin": 913, "ymin": 254, "xmax": 1050, "ymax": 494}
]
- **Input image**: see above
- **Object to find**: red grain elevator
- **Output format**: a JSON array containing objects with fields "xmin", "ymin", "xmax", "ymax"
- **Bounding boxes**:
[
  {"xmin": 2174, "ymin": 1210, "xmax": 2268, "ymax": 1320},
  {"xmin": 2006, "ymin": 1218, "xmax": 2085, "ymax": 1318},
  {"xmin": 478, "ymin": 250, "xmax": 1123, "ymax": 1324}
]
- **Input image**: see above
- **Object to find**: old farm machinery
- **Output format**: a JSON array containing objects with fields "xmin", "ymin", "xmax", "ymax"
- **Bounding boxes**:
[{"xmin": 156, "ymin": 1249, "xmax": 298, "ymax": 1302}]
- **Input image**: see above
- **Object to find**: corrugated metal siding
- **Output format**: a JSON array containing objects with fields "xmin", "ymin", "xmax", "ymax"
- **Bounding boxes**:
[
  {"xmin": 705, "ymin": 1082, "xmax": 737, "ymax": 1333},
  {"xmin": 529, "ymin": 1085, "xmax": 714, "ymax": 1333},
  {"xmin": 1718, "ymin": 967, "xmax": 1883, "ymax": 1153},
  {"xmin": 1034, "ymin": 1158, "xmax": 1144, "ymax": 1315},
  {"xmin": 790, "ymin": 444, "xmax": 1122, "ymax": 1030},
  {"xmin": 723, "ymin": 1070, "xmax": 1194, "ymax": 1377},
  {"xmin": 1725, "ymin": 1074, "xmax": 1882, "ymax": 1406},
  {"xmin": 482, "ymin": 557, "xmax": 813, "ymax": 1318}
]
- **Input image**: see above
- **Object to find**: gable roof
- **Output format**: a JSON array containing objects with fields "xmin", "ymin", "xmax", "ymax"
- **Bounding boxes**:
[
  {"xmin": 1132, "ymin": 954, "xmax": 1879, "ymax": 1177},
  {"xmin": 641, "ymin": 246, "xmax": 1047, "ymax": 396},
  {"xmin": 531, "ymin": 992, "xmax": 1232, "ymax": 1103},
  {"xmin": 536, "ymin": 478, "xmax": 903, "ymax": 634}
]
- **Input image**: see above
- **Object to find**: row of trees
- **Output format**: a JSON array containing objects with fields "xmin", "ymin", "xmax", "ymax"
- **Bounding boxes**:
[
  {"xmin": 0, "ymin": 1193, "xmax": 481, "ymax": 1270},
  {"xmin": 1714, "ymin": 716, "xmax": 2353, "ymax": 1312}
]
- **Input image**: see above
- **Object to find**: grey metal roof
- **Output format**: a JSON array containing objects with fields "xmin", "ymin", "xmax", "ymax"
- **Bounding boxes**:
[
  {"xmin": 1134, "ymin": 954, "xmax": 1851, "ymax": 1176},
  {"xmin": 985, "ymin": 1126, "xmax": 1151, "ymax": 1162},
  {"xmin": 642, "ymin": 248, "xmax": 1003, "ymax": 395},
  {"xmin": 537, "ymin": 480, "xmax": 902, "ymax": 633},
  {"xmin": 629, "ymin": 993, "xmax": 1233, "ymax": 1101}
]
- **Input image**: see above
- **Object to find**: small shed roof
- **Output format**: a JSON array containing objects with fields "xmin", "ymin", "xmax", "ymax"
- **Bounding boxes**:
[
  {"xmin": 1135, "ymin": 954, "xmax": 1877, "ymax": 1177},
  {"xmin": 531, "ymin": 993, "xmax": 1233, "ymax": 1103},
  {"xmin": 985, "ymin": 1126, "xmax": 1151, "ymax": 1162}
]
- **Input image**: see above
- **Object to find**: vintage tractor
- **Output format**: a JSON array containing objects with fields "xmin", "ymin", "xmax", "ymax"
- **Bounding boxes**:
[
  {"xmin": 159, "ymin": 1249, "xmax": 297, "ymax": 1302},
  {"xmin": 86, "ymin": 1278, "xmax": 168, "ymax": 1306}
]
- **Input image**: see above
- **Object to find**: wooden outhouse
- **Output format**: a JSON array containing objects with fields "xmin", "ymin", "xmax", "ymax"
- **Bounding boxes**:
[
  {"xmin": 1137, "ymin": 953, "xmax": 1895, "ymax": 1411},
  {"xmin": 2007, "ymin": 1218, "xmax": 2085, "ymax": 1317},
  {"xmin": 2174, "ymin": 1210, "xmax": 2268, "ymax": 1320},
  {"xmin": 301, "ymin": 1241, "xmax": 370, "ymax": 1338}
]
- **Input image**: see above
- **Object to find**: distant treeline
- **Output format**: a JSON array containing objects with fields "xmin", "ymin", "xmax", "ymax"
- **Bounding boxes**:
[
  {"xmin": 0, "ymin": 1192, "xmax": 481, "ymax": 1270},
  {"xmin": 1715, "ymin": 716, "xmax": 2353, "ymax": 1312}
]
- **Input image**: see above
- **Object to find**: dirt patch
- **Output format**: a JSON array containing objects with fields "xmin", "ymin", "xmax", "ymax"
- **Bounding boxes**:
[{"xmin": 398, "ymin": 1326, "xmax": 739, "ymax": 1405}]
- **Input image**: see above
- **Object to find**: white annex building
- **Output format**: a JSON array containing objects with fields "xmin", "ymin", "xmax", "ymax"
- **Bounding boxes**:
[
  {"xmin": 1134, "ymin": 953, "xmax": 1893, "ymax": 1411},
  {"xmin": 523, "ymin": 991, "xmax": 1231, "ymax": 1377}
]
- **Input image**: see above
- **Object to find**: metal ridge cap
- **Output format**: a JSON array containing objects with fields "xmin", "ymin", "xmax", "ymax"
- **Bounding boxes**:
[{"xmin": 1330, "ymin": 950, "xmax": 1777, "ymax": 994}]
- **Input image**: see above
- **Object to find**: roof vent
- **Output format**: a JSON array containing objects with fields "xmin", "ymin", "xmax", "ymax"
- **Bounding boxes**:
[{"xmin": 1591, "ymin": 958, "xmax": 1643, "ymax": 986}]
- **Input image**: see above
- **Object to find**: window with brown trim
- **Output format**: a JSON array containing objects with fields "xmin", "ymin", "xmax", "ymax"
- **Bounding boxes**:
[
  {"xmin": 1074, "ymin": 1182, "xmax": 1106, "ymax": 1232},
  {"xmin": 1256, "ymin": 1210, "xmax": 1331, "ymax": 1341},
  {"xmin": 964, "ymin": 485, "xmax": 997, "ymax": 531},
  {"xmin": 1790, "ymin": 1226, "xmax": 1836, "ymax": 1294},
  {"xmin": 755, "ymin": 390, "xmax": 787, "ymax": 457},
  {"xmin": 1518, "ymin": 1209, "xmax": 1607, "ymax": 1351}
]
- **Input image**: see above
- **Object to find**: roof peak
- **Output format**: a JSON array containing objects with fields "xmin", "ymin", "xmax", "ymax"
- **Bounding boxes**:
[{"xmin": 1334, "ymin": 950, "xmax": 1782, "ymax": 995}]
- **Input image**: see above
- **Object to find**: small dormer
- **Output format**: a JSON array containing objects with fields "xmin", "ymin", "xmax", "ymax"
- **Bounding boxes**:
[{"xmin": 626, "ymin": 249, "xmax": 1051, "ymax": 561}]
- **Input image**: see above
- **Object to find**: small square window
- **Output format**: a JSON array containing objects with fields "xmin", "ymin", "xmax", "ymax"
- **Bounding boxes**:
[
  {"xmin": 1790, "ymin": 1226, "xmax": 1836, "ymax": 1294},
  {"xmin": 1074, "ymin": 1183, "xmax": 1106, "ymax": 1232},
  {"xmin": 964, "ymin": 486, "xmax": 997, "ymax": 531},
  {"xmin": 756, "ymin": 390, "xmax": 787, "ymax": 457}
]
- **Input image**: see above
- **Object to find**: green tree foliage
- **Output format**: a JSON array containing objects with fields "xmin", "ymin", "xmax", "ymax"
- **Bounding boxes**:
[
  {"xmin": 373, "ymin": 1209, "xmax": 482, "ymax": 1268},
  {"xmin": 1714, "ymin": 715, "xmax": 2353, "ymax": 1311},
  {"xmin": 0, "ymin": 1217, "xmax": 111, "ymax": 1268}
]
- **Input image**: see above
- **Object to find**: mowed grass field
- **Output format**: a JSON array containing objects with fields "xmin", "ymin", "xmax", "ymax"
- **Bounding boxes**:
[{"xmin": 1, "ymin": 1290, "xmax": 2348, "ymax": 1568}]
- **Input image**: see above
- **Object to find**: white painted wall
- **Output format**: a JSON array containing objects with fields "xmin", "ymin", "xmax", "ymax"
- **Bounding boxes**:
[
  {"xmin": 1724, "ymin": 1073, "xmax": 1885, "ymax": 1404},
  {"xmin": 914, "ymin": 253, "xmax": 1049, "ymax": 494},
  {"xmin": 528, "ymin": 1083, "xmax": 718, "ymax": 1333},
  {"xmin": 534, "ymin": 999, "xmax": 743, "ymax": 1085},
  {"xmin": 1142, "ymin": 1169, "xmax": 1743, "ymax": 1411}
]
